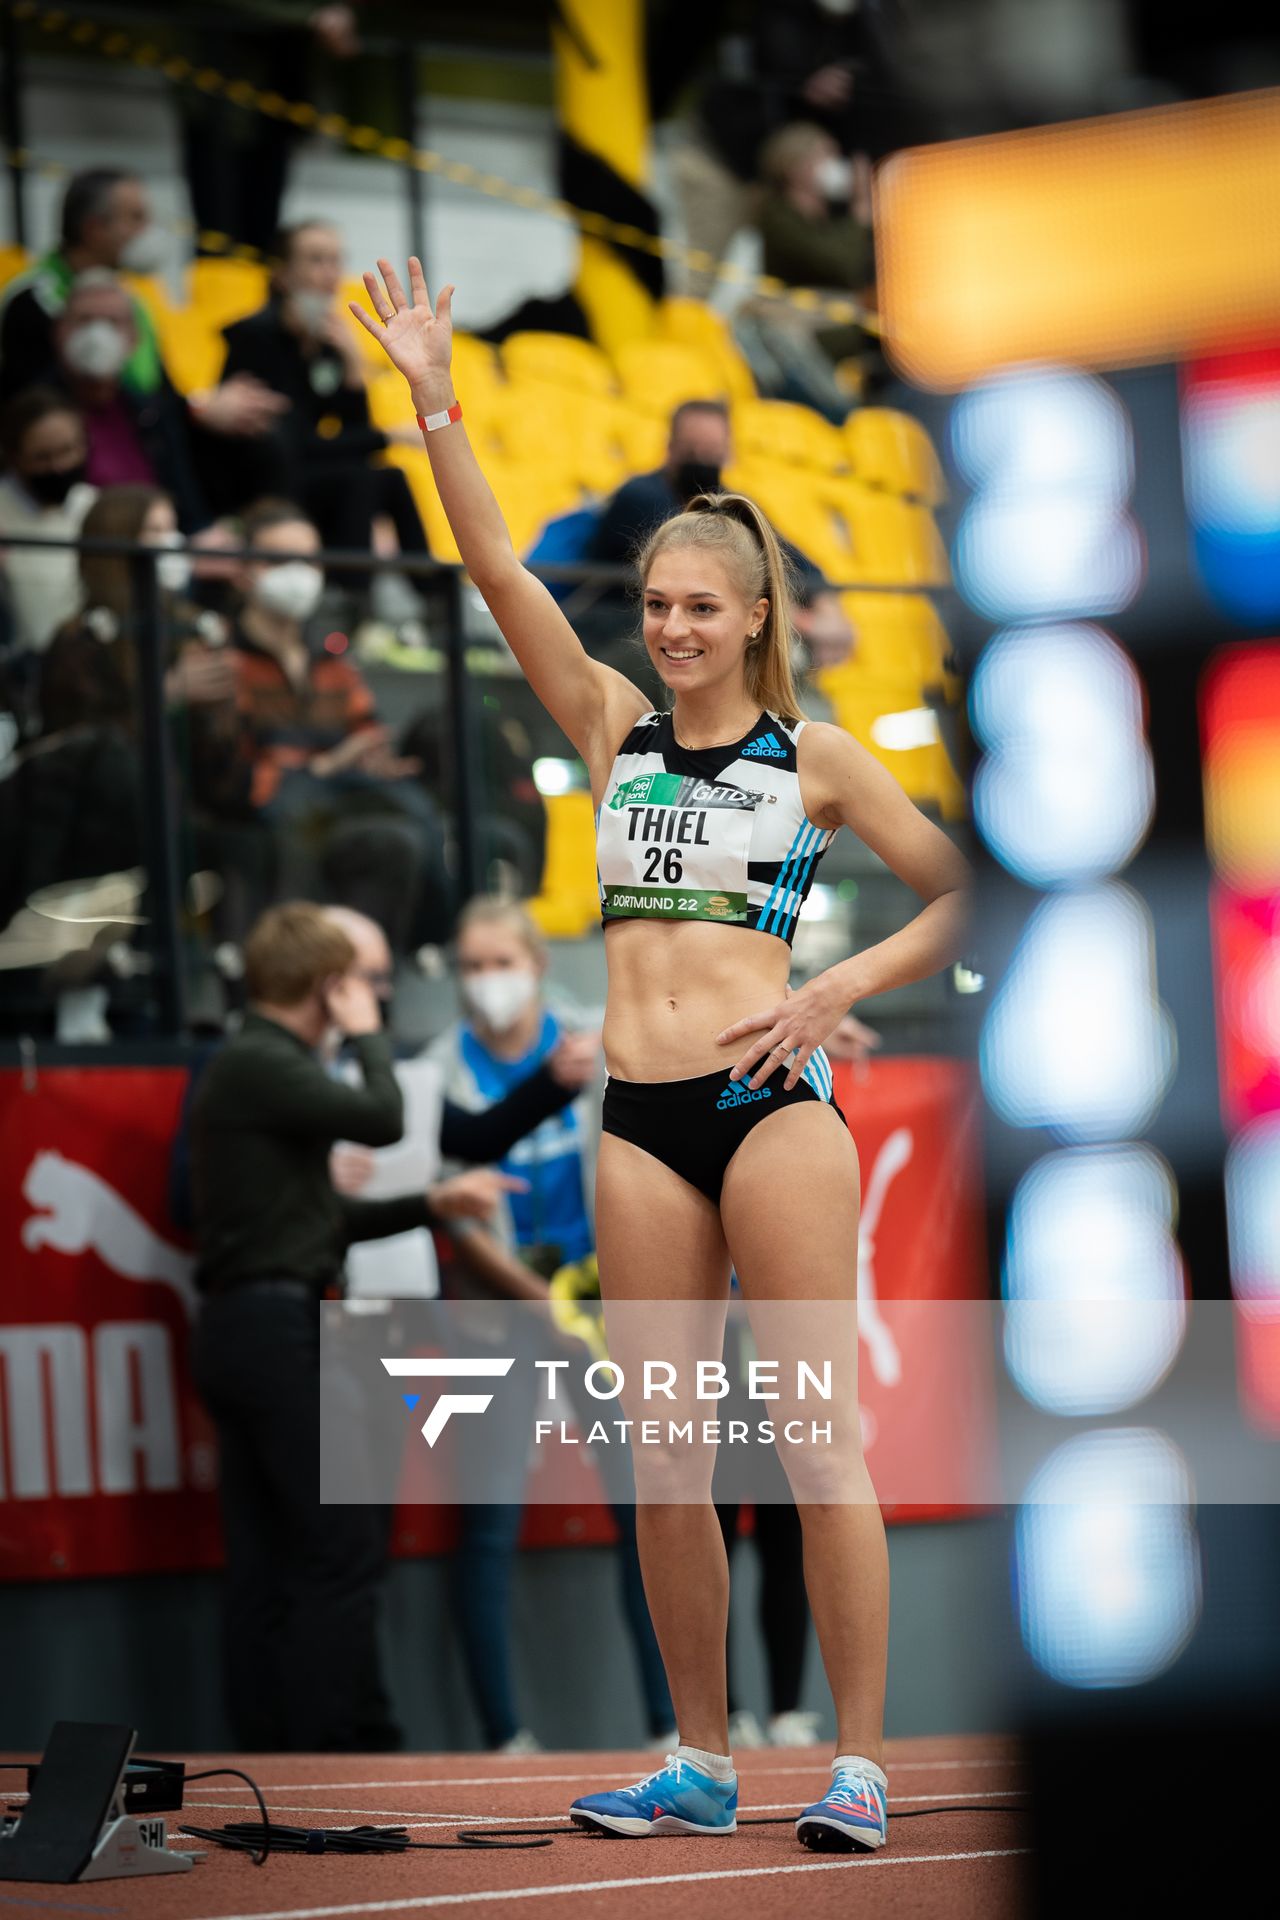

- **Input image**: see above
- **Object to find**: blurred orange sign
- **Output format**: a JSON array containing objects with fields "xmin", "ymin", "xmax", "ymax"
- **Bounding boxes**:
[{"xmin": 877, "ymin": 89, "xmax": 1280, "ymax": 389}]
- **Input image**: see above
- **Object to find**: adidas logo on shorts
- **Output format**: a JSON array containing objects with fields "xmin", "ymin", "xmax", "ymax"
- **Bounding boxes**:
[
  {"xmin": 717, "ymin": 1081, "xmax": 773, "ymax": 1109},
  {"xmin": 741, "ymin": 731, "xmax": 788, "ymax": 759}
]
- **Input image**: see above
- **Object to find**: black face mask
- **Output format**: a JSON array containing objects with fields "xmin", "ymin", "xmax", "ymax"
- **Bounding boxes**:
[
  {"xmin": 24, "ymin": 464, "xmax": 87, "ymax": 507},
  {"xmin": 672, "ymin": 460, "xmax": 722, "ymax": 505}
]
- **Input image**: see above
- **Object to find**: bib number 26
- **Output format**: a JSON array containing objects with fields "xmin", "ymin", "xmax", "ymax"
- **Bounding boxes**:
[{"xmin": 643, "ymin": 847, "xmax": 683, "ymax": 883}]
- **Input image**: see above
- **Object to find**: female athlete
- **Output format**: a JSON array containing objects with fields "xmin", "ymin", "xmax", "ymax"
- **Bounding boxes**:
[{"xmin": 352, "ymin": 258, "xmax": 973, "ymax": 1853}]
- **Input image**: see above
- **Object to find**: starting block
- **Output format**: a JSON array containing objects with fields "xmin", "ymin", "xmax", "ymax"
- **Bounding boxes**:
[{"xmin": 0, "ymin": 1721, "xmax": 200, "ymax": 1882}]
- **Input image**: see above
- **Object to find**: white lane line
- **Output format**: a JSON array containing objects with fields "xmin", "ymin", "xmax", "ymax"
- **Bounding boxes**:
[
  {"xmin": 193, "ymin": 1848, "xmax": 1031, "ymax": 1919},
  {"xmin": 177, "ymin": 1789, "xmax": 1026, "ymax": 1830},
  {"xmin": 183, "ymin": 1756, "xmax": 1024, "ymax": 1795}
]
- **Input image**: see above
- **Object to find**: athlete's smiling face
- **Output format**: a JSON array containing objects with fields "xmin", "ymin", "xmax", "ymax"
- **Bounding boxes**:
[{"xmin": 642, "ymin": 549, "xmax": 768, "ymax": 694}]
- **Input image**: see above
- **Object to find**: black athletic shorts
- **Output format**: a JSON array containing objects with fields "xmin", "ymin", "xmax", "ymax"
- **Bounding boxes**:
[{"xmin": 601, "ymin": 1047, "xmax": 846, "ymax": 1204}]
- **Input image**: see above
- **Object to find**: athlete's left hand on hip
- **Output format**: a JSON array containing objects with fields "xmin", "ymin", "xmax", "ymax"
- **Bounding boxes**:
[{"xmin": 716, "ymin": 978, "xmax": 852, "ymax": 1093}]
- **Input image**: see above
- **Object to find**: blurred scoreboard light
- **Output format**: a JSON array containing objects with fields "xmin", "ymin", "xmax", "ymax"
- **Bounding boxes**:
[
  {"xmin": 1003, "ymin": 1145, "xmax": 1185, "ymax": 1418},
  {"xmin": 877, "ymin": 90, "xmax": 1280, "ymax": 388},
  {"xmin": 980, "ymin": 883, "xmax": 1175, "ymax": 1141},
  {"xmin": 1182, "ymin": 351, "xmax": 1280, "ymax": 625},
  {"xmin": 1200, "ymin": 645, "xmax": 1280, "ymax": 1428},
  {"xmin": 1015, "ymin": 1431, "xmax": 1201, "ymax": 1689},
  {"xmin": 969, "ymin": 623, "xmax": 1154, "ymax": 886}
]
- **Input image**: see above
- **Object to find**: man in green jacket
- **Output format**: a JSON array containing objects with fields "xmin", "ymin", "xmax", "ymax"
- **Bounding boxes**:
[{"xmin": 190, "ymin": 899, "xmax": 518, "ymax": 1750}]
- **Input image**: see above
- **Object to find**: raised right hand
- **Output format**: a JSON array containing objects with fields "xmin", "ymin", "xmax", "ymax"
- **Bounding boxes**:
[{"xmin": 349, "ymin": 257, "xmax": 454, "ymax": 400}]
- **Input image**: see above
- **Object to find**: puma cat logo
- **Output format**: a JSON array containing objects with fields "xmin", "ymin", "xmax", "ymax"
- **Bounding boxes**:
[
  {"xmin": 856, "ymin": 1128, "xmax": 910, "ymax": 1388},
  {"xmin": 22, "ymin": 1151, "xmax": 197, "ymax": 1319}
]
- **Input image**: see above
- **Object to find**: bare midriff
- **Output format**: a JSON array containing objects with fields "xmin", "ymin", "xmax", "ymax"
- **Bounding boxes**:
[{"xmin": 601, "ymin": 917, "xmax": 792, "ymax": 1083}]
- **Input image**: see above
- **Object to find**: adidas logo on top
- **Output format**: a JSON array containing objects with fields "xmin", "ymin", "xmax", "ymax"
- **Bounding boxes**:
[
  {"xmin": 717, "ymin": 1081, "xmax": 772, "ymax": 1109},
  {"xmin": 742, "ymin": 732, "xmax": 787, "ymax": 759}
]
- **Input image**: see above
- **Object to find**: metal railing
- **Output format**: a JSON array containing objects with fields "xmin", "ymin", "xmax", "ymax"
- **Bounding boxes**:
[{"xmin": 1, "ymin": 529, "xmax": 957, "ymax": 1058}]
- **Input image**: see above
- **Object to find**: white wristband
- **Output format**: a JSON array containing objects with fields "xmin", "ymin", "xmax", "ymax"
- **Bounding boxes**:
[{"xmin": 417, "ymin": 402, "xmax": 462, "ymax": 432}]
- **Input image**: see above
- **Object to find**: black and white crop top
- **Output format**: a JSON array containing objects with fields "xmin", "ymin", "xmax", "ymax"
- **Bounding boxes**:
[{"xmin": 595, "ymin": 709, "xmax": 837, "ymax": 945}]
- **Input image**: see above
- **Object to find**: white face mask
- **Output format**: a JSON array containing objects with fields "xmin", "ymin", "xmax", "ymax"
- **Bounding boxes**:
[
  {"xmin": 63, "ymin": 319, "xmax": 129, "ymax": 379},
  {"xmin": 149, "ymin": 531, "xmax": 191, "ymax": 595},
  {"xmin": 289, "ymin": 288, "xmax": 332, "ymax": 335},
  {"xmin": 117, "ymin": 227, "xmax": 167, "ymax": 274},
  {"xmin": 461, "ymin": 967, "xmax": 539, "ymax": 1033},
  {"xmin": 252, "ymin": 560, "xmax": 325, "ymax": 621},
  {"xmin": 814, "ymin": 155, "xmax": 854, "ymax": 202}
]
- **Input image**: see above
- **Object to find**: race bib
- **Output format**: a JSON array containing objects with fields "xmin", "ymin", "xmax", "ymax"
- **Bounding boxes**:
[{"xmin": 596, "ymin": 770, "xmax": 761, "ymax": 923}]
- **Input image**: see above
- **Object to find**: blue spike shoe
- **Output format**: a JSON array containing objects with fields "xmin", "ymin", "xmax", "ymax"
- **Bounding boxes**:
[
  {"xmin": 795, "ymin": 1759, "xmax": 889, "ymax": 1852},
  {"xmin": 570, "ymin": 1753, "xmax": 738, "ymax": 1837}
]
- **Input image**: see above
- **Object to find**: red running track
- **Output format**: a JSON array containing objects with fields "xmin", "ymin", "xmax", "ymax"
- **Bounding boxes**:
[{"xmin": 0, "ymin": 1734, "xmax": 1031, "ymax": 1920}]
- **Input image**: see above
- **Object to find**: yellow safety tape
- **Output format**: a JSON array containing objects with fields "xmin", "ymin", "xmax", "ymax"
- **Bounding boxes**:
[{"xmin": 6, "ymin": 0, "xmax": 880, "ymax": 335}]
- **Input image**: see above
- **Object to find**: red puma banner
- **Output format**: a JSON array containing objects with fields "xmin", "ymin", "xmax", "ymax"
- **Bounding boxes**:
[
  {"xmin": 1, "ymin": 1057, "xmax": 991, "ymax": 1579},
  {"xmin": 0, "ymin": 1066, "xmax": 223, "ymax": 1579},
  {"xmin": 827, "ymin": 1054, "xmax": 994, "ymax": 1523}
]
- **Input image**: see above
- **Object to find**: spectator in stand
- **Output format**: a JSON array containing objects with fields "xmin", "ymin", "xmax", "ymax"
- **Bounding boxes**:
[
  {"xmin": 659, "ymin": 0, "xmax": 919, "ymax": 297},
  {"xmin": 0, "ymin": 387, "xmax": 97, "ymax": 658},
  {"xmin": 736, "ymin": 122, "xmax": 876, "ymax": 419},
  {"xmin": 793, "ymin": 573, "xmax": 855, "ymax": 674},
  {"xmin": 758, "ymin": 124, "xmax": 875, "ymax": 308},
  {"xmin": 0, "ymin": 168, "xmax": 291, "ymax": 511},
  {"xmin": 590, "ymin": 399, "xmax": 852, "ymax": 666},
  {"xmin": 20, "ymin": 484, "xmax": 237, "ymax": 909},
  {"xmin": 34, "ymin": 273, "xmax": 209, "ymax": 529},
  {"xmin": 172, "ymin": 5, "xmax": 363, "ymax": 259},
  {"xmin": 0, "ymin": 170, "xmax": 165, "ymax": 404},
  {"xmin": 209, "ymin": 497, "xmax": 451, "ymax": 948},
  {"xmin": 220, "ymin": 221, "xmax": 430, "ymax": 626},
  {"xmin": 189, "ymin": 899, "xmax": 525, "ymax": 1751},
  {"xmin": 419, "ymin": 897, "xmax": 676, "ymax": 1753},
  {"xmin": 591, "ymin": 400, "xmax": 740, "ymax": 569},
  {"xmin": 326, "ymin": 905, "xmax": 595, "ymax": 1302}
]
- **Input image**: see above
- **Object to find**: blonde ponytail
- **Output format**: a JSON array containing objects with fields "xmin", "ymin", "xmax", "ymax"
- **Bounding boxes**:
[{"xmin": 637, "ymin": 492, "xmax": 805, "ymax": 724}]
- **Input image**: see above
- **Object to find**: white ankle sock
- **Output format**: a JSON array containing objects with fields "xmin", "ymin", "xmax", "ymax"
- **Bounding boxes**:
[
  {"xmin": 675, "ymin": 1742, "xmax": 735, "ymax": 1782},
  {"xmin": 832, "ymin": 1753, "xmax": 888, "ymax": 1790}
]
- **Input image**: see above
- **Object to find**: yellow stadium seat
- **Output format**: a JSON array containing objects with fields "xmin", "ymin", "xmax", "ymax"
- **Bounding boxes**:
[
  {"xmin": 451, "ymin": 331, "xmax": 501, "ymax": 386},
  {"xmin": 815, "ymin": 660, "xmax": 967, "ymax": 820},
  {"xmin": 381, "ymin": 443, "xmax": 578, "ymax": 564},
  {"xmin": 0, "ymin": 245, "xmax": 29, "ymax": 292},
  {"xmin": 656, "ymin": 298, "xmax": 756, "ymax": 402},
  {"xmin": 156, "ymin": 310, "xmax": 225, "ymax": 394},
  {"xmin": 612, "ymin": 339, "xmax": 727, "ymax": 419},
  {"xmin": 491, "ymin": 381, "xmax": 634, "ymax": 498},
  {"xmin": 186, "ymin": 257, "xmax": 269, "ymax": 329},
  {"xmin": 733, "ymin": 398, "xmax": 848, "ymax": 475},
  {"xmin": 611, "ymin": 403, "xmax": 668, "ymax": 476},
  {"xmin": 366, "ymin": 369, "xmax": 419, "ymax": 433},
  {"xmin": 381, "ymin": 443, "xmax": 461, "ymax": 562},
  {"xmin": 819, "ymin": 481, "xmax": 951, "ymax": 587},
  {"xmin": 844, "ymin": 407, "xmax": 947, "ymax": 505},
  {"xmin": 490, "ymin": 466, "xmax": 582, "ymax": 557},
  {"xmin": 722, "ymin": 462, "xmax": 847, "ymax": 574},
  {"xmin": 527, "ymin": 791, "xmax": 601, "ymax": 938},
  {"xmin": 501, "ymin": 331, "xmax": 617, "ymax": 396},
  {"xmin": 120, "ymin": 272, "xmax": 175, "ymax": 328},
  {"xmin": 843, "ymin": 592, "xmax": 961, "ymax": 705}
]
